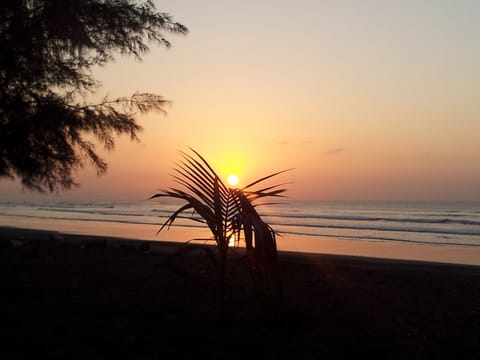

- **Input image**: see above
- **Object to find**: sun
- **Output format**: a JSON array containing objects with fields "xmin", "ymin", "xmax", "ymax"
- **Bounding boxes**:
[{"xmin": 227, "ymin": 173, "xmax": 239, "ymax": 187}]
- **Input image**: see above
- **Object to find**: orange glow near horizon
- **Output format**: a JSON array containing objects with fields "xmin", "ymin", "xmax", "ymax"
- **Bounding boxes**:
[{"xmin": 228, "ymin": 234, "xmax": 235, "ymax": 247}]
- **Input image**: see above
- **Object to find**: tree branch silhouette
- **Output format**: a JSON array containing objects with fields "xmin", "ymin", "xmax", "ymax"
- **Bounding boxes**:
[{"xmin": 0, "ymin": 0, "xmax": 187, "ymax": 192}]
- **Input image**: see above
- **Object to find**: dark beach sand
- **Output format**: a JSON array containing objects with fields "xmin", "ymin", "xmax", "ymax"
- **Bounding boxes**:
[{"xmin": 1, "ymin": 227, "xmax": 479, "ymax": 359}]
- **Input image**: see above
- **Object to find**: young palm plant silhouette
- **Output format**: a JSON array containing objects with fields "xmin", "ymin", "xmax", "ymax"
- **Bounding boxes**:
[{"xmin": 150, "ymin": 148, "xmax": 289, "ymax": 300}]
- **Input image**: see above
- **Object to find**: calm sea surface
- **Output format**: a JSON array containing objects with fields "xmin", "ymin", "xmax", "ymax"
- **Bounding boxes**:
[{"xmin": 1, "ymin": 200, "xmax": 479, "ymax": 264}]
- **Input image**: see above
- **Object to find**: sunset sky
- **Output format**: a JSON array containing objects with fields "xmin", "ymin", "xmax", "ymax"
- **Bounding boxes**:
[{"xmin": 1, "ymin": 0, "xmax": 480, "ymax": 201}]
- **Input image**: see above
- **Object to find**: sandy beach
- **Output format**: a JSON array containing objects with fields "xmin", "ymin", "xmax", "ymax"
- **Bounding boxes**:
[{"xmin": 1, "ymin": 226, "xmax": 479, "ymax": 359}]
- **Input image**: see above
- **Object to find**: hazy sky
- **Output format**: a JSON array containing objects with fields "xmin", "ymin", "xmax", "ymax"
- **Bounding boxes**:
[{"xmin": 2, "ymin": 0, "xmax": 480, "ymax": 200}]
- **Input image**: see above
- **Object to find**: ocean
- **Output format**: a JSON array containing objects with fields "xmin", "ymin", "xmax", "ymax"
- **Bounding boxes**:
[{"xmin": 1, "ymin": 199, "xmax": 479, "ymax": 265}]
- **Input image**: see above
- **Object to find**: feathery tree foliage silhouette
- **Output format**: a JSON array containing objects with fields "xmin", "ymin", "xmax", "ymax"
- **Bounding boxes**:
[
  {"xmin": 0, "ymin": 0, "xmax": 187, "ymax": 192},
  {"xmin": 150, "ymin": 149, "xmax": 290, "ymax": 300}
]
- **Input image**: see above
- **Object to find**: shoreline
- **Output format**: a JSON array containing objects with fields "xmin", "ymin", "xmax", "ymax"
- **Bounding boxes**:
[
  {"xmin": 1, "ymin": 224, "xmax": 479, "ymax": 267},
  {"xmin": 1, "ymin": 225, "xmax": 479, "ymax": 271}
]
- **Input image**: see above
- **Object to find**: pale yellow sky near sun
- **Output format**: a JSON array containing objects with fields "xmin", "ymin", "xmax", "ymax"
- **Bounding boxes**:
[{"xmin": 1, "ymin": 0, "xmax": 480, "ymax": 200}]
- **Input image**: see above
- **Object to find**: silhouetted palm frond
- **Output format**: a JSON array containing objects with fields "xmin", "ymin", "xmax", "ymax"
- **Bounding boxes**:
[{"xmin": 150, "ymin": 148, "xmax": 290, "ymax": 297}]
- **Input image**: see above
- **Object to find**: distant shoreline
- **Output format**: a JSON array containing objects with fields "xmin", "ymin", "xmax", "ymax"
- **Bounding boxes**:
[
  {"xmin": 2, "ymin": 199, "xmax": 479, "ymax": 266},
  {"xmin": 1, "ymin": 225, "xmax": 479, "ymax": 268}
]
